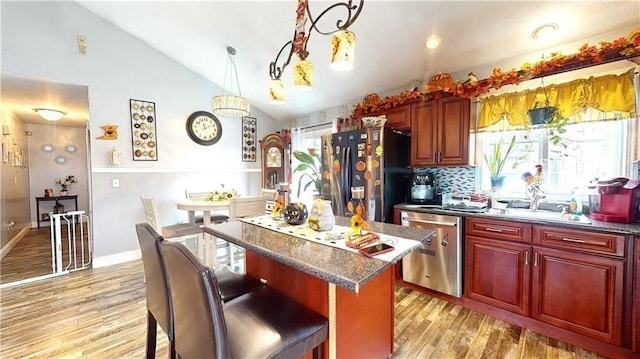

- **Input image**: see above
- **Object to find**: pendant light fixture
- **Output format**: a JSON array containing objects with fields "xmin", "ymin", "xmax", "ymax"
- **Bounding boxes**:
[
  {"xmin": 268, "ymin": 0, "xmax": 363, "ymax": 104},
  {"xmin": 212, "ymin": 46, "xmax": 251, "ymax": 117}
]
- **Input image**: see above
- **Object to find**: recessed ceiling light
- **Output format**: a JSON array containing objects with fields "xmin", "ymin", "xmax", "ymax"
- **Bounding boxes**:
[
  {"xmin": 425, "ymin": 35, "xmax": 442, "ymax": 49},
  {"xmin": 532, "ymin": 23, "xmax": 558, "ymax": 41}
]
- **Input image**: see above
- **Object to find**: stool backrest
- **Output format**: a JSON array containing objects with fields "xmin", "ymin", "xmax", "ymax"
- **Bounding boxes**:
[
  {"xmin": 228, "ymin": 195, "xmax": 269, "ymax": 221},
  {"xmin": 135, "ymin": 223, "xmax": 173, "ymax": 337},
  {"xmin": 140, "ymin": 196, "xmax": 162, "ymax": 233},
  {"xmin": 160, "ymin": 240, "xmax": 230, "ymax": 358}
]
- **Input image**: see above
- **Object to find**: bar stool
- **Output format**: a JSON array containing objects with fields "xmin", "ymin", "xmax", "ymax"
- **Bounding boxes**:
[
  {"xmin": 159, "ymin": 240, "xmax": 329, "ymax": 359},
  {"xmin": 135, "ymin": 223, "xmax": 265, "ymax": 359}
]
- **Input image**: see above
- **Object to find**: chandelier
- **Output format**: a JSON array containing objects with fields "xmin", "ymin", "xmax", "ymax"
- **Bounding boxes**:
[
  {"xmin": 212, "ymin": 46, "xmax": 251, "ymax": 117},
  {"xmin": 268, "ymin": 0, "xmax": 364, "ymax": 104}
]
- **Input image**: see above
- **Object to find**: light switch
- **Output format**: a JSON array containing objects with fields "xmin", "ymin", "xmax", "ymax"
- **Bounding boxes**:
[{"xmin": 112, "ymin": 178, "xmax": 119, "ymax": 188}]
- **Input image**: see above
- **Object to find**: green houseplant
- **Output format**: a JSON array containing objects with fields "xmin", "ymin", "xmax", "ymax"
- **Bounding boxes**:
[
  {"xmin": 292, "ymin": 150, "xmax": 322, "ymax": 197},
  {"xmin": 528, "ymin": 101, "xmax": 569, "ymax": 147},
  {"xmin": 483, "ymin": 135, "xmax": 517, "ymax": 188}
]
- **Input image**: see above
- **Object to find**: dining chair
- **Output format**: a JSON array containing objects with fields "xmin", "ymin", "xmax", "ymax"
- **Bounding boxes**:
[
  {"xmin": 135, "ymin": 223, "xmax": 265, "ymax": 359},
  {"xmin": 184, "ymin": 190, "xmax": 229, "ymax": 224},
  {"xmin": 260, "ymin": 188, "xmax": 277, "ymax": 215},
  {"xmin": 226, "ymin": 195, "xmax": 269, "ymax": 270},
  {"xmin": 159, "ymin": 239, "xmax": 328, "ymax": 359},
  {"xmin": 141, "ymin": 195, "xmax": 202, "ymax": 242}
]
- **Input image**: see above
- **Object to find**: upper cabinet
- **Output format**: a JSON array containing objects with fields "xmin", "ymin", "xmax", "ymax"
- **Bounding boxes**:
[
  {"xmin": 381, "ymin": 104, "xmax": 411, "ymax": 130},
  {"xmin": 411, "ymin": 96, "xmax": 470, "ymax": 166}
]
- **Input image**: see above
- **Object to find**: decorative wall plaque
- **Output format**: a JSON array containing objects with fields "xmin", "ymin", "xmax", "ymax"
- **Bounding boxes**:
[
  {"xmin": 242, "ymin": 116, "xmax": 257, "ymax": 162},
  {"xmin": 130, "ymin": 99, "xmax": 157, "ymax": 161}
]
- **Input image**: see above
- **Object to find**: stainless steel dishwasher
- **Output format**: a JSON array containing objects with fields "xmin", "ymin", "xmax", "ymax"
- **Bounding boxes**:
[{"xmin": 401, "ymin": 210, "xmax": 462, "ymax": 297}]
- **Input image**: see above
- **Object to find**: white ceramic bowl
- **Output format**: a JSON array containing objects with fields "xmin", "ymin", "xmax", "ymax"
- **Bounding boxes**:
[{"xmin": 361, "ymin": 116, "xmax": 387, "ymax": 128}]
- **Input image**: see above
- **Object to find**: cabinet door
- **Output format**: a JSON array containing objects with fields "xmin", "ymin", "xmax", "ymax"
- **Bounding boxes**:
[
  {"xmin": 410, "ymin": 101, "xmax": 438, "ymax": 166},
  {"xmin": 633, "ymin": 237, "xmax": 640, "ymax": 353},
  {"xmin": 437, "ymin": 96, "xmax": 470, "ymax": 165},
  {"xmin": 465, "ymin": 235, "xmax": 531, "ymax": 316},
  {"xmin": 531, "ymin": 246, "xmax": 623, "ymax": 345},
  {"xmin": 382, "ymin": 104, "xmax": 411, "ymax": 130}
]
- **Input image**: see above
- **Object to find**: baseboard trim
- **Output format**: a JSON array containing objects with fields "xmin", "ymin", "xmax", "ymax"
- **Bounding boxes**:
[
  {"xmin": 0, "ymin": 226, "xmax": 31, "ymax": 260},
  {"xmin": 92, "ymin": 249, "xmax": 140, "ymax": 268}
]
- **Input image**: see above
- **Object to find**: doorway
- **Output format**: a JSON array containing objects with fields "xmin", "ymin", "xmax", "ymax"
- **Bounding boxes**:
[{"xmin": 0, "ymin": 73, "xmax": 91, "ymax": 286}]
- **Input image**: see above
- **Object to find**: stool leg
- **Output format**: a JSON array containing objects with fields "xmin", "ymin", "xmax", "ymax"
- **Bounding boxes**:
[
  {"xmin": 312, "ymin": 345, "xmax": 322, "ymax": 359},
  {"xmin": 146, "ymin": 311, "xmax": 158, "ymax": 359}
]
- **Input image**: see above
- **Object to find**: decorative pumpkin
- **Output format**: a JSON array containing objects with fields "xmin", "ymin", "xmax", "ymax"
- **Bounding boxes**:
[
  {"xmin": 424, "ymin": 72, "xmax": 453, "ymax": 93},
  {"xmin": 284, "ymin": 203, "xmax": 308, "ymax": 225}
]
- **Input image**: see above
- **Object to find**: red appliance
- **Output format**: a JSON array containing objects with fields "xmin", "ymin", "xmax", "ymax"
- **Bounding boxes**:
[{"xmin": 588, "ymin": 177, "xmax": 640, "ymax": 223}]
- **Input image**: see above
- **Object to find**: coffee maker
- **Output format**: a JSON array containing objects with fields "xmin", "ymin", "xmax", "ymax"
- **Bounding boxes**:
[
  {"xmin": 408, "ymin": 169, "xmax": 440, "ymax": 205},
  {"xmin": 588, "ymin": 177, "xmax": 640, "ymax": 223}
]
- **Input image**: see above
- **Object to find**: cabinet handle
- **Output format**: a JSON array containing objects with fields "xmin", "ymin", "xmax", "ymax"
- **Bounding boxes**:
[
  {"xmin": 433, "ymin": 152, "xmax": 437, "ymax": 162},
  {"xmin": 534, "ymin": 252, "xmax": 538, "ymax": 266},
  {"xmin": 438, "ymin": 152, "xmax": 442, "ymax": 162},
  {"xmin": 561, "ymin": 237, "xmax": 586, "ymax": 244},
  {"xmin": 525, "ymin": 250, "xmax": 529, "ymax": 266},
  {"xmin": 484, "ymin": 227, "xmax": 503, "ymax": 233}
]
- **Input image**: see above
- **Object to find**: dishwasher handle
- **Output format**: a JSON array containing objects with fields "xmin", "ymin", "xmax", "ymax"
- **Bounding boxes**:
[{"xmin": 402, "ymin": 217, "xmax": 458, "ymax": 227}]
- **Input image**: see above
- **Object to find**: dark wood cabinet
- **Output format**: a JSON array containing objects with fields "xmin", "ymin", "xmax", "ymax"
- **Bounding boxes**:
[
  {"xmin": 411, "ymin": 96, "xmax": 470, "ymax": 166},
  {"xmin": 634, "ymin": 237, "xmax": 640, "ymax": 353},
  {"xmin": 381, "ymin": 104, "xmax": 411, "ymax": 130},
  {"xmin": 465, "ymin": 235, "xmax": 531, "ymax": 316},
  {"xmin": 465, "ymin": 218, "xmax": 626, "ymax": 347},
  {"xmin": 531, "ymin": 246, "xmax": 624, "ymax": 345}
]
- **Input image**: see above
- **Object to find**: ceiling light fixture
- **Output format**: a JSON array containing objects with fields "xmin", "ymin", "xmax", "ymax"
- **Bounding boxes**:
[
  {"xmin": 532, "ymin": 23, "xmax": 558, "ymax": 41},
  {"xmin": 34, "ymin": 108, "xmax": 66, "ymax": 121},
  {"xmin": 268, "ymin": 0, "xmax": 364, "ymax": 104},
  {"xmin": 425, "ymin": 35, "xmax": 442, "ymax": 49},
  {"xmin": 212, "ymin": 46, "xmax": 251, "ymax": 117}
]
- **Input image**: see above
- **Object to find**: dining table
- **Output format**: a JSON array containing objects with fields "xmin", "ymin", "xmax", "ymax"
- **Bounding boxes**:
[
  {"xmin": 174, "ymin": 197, "xmax": 230, "ymax": 226},
  {"xmin": 174, "ymin": 197, "xmax": 231, "ymax": 268}
]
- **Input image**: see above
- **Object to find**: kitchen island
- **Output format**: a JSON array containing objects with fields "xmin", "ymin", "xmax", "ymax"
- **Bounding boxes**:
[{"xmin": 203, "ymin": 216, "xmax": 434, "ymax": 359}]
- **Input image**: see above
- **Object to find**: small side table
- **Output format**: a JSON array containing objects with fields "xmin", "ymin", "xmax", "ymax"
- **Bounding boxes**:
[{"xmin": 35, "ymin": 195, "xmax": 79, "ymax": 228}]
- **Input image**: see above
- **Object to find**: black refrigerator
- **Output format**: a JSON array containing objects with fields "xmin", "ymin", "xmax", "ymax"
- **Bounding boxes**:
[{"xmin": 320, "ymin": 127, "xmax": 410, "ymax": 223}]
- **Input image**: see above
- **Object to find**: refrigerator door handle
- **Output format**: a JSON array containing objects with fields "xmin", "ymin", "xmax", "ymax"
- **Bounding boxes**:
[{"xmin": 343, "ymin": 146, "xmax": 351, "ymax": 207}]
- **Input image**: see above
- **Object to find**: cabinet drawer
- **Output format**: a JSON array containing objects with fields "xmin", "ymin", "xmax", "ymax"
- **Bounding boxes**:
[
  {"xmin": 532, "ymin": 226, "xmax": 625, "ymax": 257},
  {"xmin": 466, "ymin": 218, "xmax": 531, "ymax": 243}
]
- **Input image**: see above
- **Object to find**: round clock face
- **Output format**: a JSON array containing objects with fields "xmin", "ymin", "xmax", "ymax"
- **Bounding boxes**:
[
  {"xmin": 186, "ymin": 111, "xmax": 222, "ymax": 146},
  {"xmin": 266, "ymin": 146, "xmax": 282, "ymax": 167}
]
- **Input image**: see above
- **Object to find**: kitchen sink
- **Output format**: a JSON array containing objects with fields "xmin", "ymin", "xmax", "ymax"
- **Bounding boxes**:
[{"xmin": 490, "ymin": 208, "xmax": 592, "ymax": 224}]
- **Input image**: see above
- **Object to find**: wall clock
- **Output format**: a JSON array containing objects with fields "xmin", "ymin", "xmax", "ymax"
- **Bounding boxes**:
[{"xmin": 185, "ymin": 111, "xmax": 222, "ymax": 146}]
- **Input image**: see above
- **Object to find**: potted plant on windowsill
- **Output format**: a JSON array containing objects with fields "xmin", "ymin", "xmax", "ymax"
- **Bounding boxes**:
[
  {"xmin": 484, "ymin": 136, "xmax": 516, "ymax": 189},
  {"xmin": 292, "ymin": 149, "xmax": 322, "ymax": 198}
]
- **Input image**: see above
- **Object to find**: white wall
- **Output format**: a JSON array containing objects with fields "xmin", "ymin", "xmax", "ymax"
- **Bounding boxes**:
[{"xmin": 1, "ymin": 1, "xmax": 282, "ymax": 265}]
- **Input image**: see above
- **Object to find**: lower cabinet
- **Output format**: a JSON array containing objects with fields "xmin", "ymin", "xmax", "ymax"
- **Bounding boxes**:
[
  {"xmin": 465, "ymin": 218, "xmax": 626, "ymax": 346},
  {"xmin": 634, "ymin": 237, "xmax": 640, "ymax": 353}
]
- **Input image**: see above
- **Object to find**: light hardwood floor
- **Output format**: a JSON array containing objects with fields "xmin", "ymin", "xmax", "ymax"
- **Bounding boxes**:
[{"xmin": 0, "ymin": 259, "xmax": 608, "ymax": 359}]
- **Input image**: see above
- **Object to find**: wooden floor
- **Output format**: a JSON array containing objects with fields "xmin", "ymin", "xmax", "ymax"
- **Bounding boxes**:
[
  {"xmin": 1, "ymin": 225, "xmax": 91, "ymax": 285},
  {"xmin": 0, "ymin": 260, "xmax": 607, "ymax": 359}
]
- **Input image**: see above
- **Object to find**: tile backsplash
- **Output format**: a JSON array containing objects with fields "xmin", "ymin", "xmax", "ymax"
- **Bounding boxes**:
[{"xmin": 417, "ymin": 166, "xmax": 478, "ymax": 196}]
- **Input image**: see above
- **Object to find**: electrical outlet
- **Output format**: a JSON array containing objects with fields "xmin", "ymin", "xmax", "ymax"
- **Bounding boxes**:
[{"xmin": 112, "ymin": 178, "xmax": 119, "ymax": 188}]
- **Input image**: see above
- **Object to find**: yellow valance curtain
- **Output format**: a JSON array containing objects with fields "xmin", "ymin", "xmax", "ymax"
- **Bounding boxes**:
[{"xmin": 478, "ymin": 69, "xmax": 636, "ymax": 131}]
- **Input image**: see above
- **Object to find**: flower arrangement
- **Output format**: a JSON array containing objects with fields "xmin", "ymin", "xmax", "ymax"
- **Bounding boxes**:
[
  {"xmin": 272, "ymin": 194, "xmax": 285, "ymax": 219},
  {"xmin": 351, "ymin": 28, "xmax": 640, "ymax": 118},
  {"xmin": 55, "ymin": 175, "xmax": 77, "ymax": 192},
  {"xmin": 207, "ymin": 189, "xmax": 239, "ymax": 202}
]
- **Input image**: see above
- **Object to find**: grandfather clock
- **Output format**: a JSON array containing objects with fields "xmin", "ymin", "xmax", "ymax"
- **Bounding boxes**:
[{"xmin": 260, "ymin": 132, "xmax": 290, "ymax": 190}]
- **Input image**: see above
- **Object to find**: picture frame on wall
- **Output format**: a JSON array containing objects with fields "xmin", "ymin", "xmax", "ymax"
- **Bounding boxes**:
[{"xmin": 241, "ymin": 116, "xmax": 257, "ymax": 162}]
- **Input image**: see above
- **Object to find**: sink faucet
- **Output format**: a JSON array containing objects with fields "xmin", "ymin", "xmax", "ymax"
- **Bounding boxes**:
[{"xmin": 528, "ymin": 184, "xmax": 545, "ymax": 211}]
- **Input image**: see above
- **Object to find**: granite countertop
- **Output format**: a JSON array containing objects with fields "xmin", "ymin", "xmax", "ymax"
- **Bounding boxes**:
[
  {"xmin": 203, "ymin": 216, "xmax": 435, "ymax": 293},
  {"xmin": 395, "ymin": 203, "xmax": 640, "ymax": 235}
]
